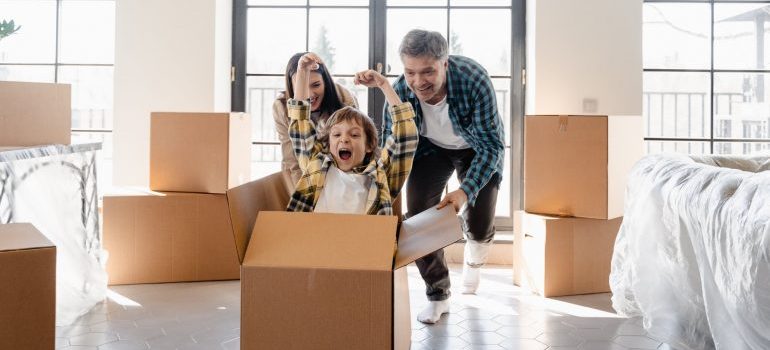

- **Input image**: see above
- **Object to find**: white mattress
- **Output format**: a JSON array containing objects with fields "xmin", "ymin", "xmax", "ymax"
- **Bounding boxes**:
[{"xmin": 610, "ymin": 153, "xmax": 770, "ymax": 350}]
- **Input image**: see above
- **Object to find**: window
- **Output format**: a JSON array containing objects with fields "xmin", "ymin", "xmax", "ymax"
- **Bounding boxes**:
[
  {"xmin": 233, "ymin": 0, "xmax": 525, "ymax": 225},
  {"xmin": 0, "ymin": 0, "xmax": 115, "ymax": 189},
  {"xmin": 644, "ymin": 0, "xmax": 770, "ymax": 155}
]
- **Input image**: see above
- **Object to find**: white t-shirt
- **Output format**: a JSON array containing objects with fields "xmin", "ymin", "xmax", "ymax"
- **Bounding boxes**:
[
  {"xmin": 419, "ymin": 96, "xmax": 470, "ymax": 149},
  {"xmin": 314, "ymin": 165, "xmax": 371, "ymax": 214}
]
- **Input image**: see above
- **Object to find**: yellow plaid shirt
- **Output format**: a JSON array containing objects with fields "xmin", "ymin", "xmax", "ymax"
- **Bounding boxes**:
[{"xmin": 286, "ymin": 100, "xmax": 418, "ymax": 215}]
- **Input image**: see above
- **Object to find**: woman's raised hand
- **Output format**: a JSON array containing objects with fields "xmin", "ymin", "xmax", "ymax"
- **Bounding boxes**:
[
  {"xmin": 293, "ymin": 53, "xmax": 322, "ymax": 101},
  {"xmin": 297, "ymin": 52, "xmax": 322, "ymax": 73}
]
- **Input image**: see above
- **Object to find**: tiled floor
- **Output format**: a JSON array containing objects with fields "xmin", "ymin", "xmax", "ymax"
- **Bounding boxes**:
[{"xmin": 55, "ymin": 264, "xmax": 672, "ymax": 350}]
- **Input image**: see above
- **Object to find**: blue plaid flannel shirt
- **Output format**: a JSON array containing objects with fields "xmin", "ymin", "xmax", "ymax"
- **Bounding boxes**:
[{"xmin": 381, "ymin": 55, "xmax": 505, "ymax": 205}]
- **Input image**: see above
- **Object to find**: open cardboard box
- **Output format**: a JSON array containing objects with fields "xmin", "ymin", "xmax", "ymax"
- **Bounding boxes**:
[{"xmin": 226, "ymin": 172, "xmax": 462, "ymax": 350}]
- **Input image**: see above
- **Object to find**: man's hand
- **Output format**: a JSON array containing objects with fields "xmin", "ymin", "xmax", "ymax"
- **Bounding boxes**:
[
  {"xmin": 437, "ymin": 189, "xmax": 468, "ymax": 213},
  {"xmin": 355, "ymin": 66, "xmax": 402, "ymax": 106}
]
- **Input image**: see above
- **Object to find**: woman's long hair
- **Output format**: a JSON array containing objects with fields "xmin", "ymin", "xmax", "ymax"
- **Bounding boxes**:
[{"xmin": 282, "ymin": 52, "xmax": 344, "ymax": 117}]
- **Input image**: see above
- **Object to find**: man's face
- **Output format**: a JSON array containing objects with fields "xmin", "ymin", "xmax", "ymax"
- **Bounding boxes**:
[
  {"xmin": 328, "ymin": 119, "xmax": 371, "ymax": 172},
  {"xmin": 402, "ymin": 55, "xmax": 448, "ymax": 105}
]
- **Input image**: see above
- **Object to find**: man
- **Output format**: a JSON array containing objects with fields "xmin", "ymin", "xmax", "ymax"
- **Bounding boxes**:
[{"xmin": 381, "ymin": 29, "xmax": 505, "ymax": 324}]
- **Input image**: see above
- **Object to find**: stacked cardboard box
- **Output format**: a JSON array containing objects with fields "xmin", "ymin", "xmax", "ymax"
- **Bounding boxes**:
[
  {"xmin": 103, "ymin": 112, "xmax": 251, "ymax": 285},
  {"xmin": 0, "ymin": 81, "xmax": 72, "ymax": 146},
  {"xmin": 514, "ymin": 115, "xmax": 643, "ymax": 297},
  {"xmin": 225, "ymin": 172, "xmax": 463, "ymax": 350},
  {"xmin": 0, "ymin": 223, "xmax": 56, "ymax": 350}
]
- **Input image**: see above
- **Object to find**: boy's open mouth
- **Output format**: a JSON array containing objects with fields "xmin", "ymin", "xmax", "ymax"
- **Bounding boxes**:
[{"xmin": 338, "ymin": 148, "xmax": 352, "ymax": 161}]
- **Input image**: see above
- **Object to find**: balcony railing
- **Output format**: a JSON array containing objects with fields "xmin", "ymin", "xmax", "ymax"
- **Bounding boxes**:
[
  {"xmin": 246, "ymin": 86, "xmax": 509, "ymax": 162},
  {"xmin": 643, "ymin": 91, "xmax": 770, "ymax": 154}
]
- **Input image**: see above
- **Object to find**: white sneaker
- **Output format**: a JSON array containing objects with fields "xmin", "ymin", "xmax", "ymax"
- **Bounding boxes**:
[
  {"xmin": 417, "ymin": 300, "xmax": 450, "ymax": 324},
  {"xmin": 462, "ymin": 263, "xmax": 481, "ymax": 294}
]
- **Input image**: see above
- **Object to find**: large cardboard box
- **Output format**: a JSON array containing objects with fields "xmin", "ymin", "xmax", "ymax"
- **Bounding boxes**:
[
  {"xmin": 150, "ymin": 112, "xmax": 251, "ymax": 194},
  {"xmin": 0, "ymin": 81, "xmax": 71, "ymax": 146},
  {"xmin": 0, "ymin": 223, "xmax": 56, "ymax": 349},
  {"xmin": 103, "ymin": 189, "xmax": 240, "ymax": 285},
  {"xmin": 513, "ymin": 211, "xmax": 622, "ymax": 297},
  {"xmin": 524, "ymin": 115, "xmax": 643, "ymax": 219},
  {"xmin": 226, "ymin": 172, "xmax": 462, "ymax": 350}
]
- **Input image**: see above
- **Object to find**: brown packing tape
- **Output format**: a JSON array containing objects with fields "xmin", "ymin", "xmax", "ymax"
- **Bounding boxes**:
[{"xmin": 558, "ymin": 115, "xmax": 568, "ymax": 133}]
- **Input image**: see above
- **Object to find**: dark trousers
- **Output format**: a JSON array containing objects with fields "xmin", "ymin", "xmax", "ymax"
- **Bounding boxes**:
[{"xmin": 407, "ymin": 143, "xmax": 500, "ymax": 301}]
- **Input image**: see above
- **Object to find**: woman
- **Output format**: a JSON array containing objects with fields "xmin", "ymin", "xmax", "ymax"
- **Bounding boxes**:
[{"xmin": 273, "ymin": 52, "xmax": 358, "ymax": 192}]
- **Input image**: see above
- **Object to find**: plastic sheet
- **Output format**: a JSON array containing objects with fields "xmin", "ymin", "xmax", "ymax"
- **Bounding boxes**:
[
  {"xmin": 610, "ymin": 153, "xmax": 770, "ymax": 350},
  {"xmin": 0, "ymin": 143, "xmax": 107, "ymax": 326}
]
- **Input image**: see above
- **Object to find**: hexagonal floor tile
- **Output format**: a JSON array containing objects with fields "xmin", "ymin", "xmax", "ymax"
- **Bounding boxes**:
[
  {"xmin": 535, "ymin": 331, "xmax": 583, "ymax": 347},
  {"xmin": 68, "ymin": 332, "xmax": 118, "ymax": 347},
  {"xmin": 613, "ymin": 335, "xmax": 661, "ymax": 349}
]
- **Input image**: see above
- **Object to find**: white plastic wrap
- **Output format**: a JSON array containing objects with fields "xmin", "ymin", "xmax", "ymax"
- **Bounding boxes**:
[
  {"xmin": 0, "ymin": 144, "xmax": 107, "ymax": 326},
  {"xmin": 610, "ymin": 153, "xmax": 770, "ymax": 350}
]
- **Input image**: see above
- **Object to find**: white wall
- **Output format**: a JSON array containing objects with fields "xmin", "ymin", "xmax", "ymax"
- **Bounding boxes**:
[
  {"xmin": 113, "ymin": 0, "xmax": 232, "ymax": 186},
  {"xmin": 526, "ymin": 0, "xmax": 642, "ymax": 116}
]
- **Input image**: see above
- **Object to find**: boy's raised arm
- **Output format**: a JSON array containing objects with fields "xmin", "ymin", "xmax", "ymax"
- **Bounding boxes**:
[{"xmin": 354, "ymin": 69, "xmax": 418, "ymax": 198}]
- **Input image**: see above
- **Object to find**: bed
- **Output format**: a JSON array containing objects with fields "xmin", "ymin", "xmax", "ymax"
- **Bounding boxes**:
[{"xmin": 610, "ymin": 153, "xmax": 770, "ymax": 350}]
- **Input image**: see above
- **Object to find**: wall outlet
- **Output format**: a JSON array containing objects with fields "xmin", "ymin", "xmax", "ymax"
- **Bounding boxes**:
[{"xmin": 582, "ymin": 98, "xmax": 598, "ymax": 113}]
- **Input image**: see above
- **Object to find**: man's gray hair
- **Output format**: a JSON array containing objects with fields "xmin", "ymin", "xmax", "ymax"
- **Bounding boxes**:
[{"xmin": 399, "ymin": 29, "xmax": 448, "ymax": 61}]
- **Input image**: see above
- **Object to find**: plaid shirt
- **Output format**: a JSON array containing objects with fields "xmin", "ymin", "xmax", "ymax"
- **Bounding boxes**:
[
  {"xmin": 381, "ymin": 55, "xmax": 505, "ymax": 206},
  {"xmin": 286, "ymin": 100, "xmax": 418, "ymax": 215}
]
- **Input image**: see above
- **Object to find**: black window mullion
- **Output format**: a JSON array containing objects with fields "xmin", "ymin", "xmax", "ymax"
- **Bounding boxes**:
[
  {"xmin": 54, "ymin": 0, "xmax": 61, "ymax": 82},
  {"xmin": 511, "ymin": 0, "xmax": 526, "ymax": 213},
  {"xmin": 369, "ymin": 0, "xmax": 386, "ymax": 125},
  {"xmin": 305, "ymin": 1, "xmax": 310, "ymax": 52},
  {"xmin": 709, "ymin": 0, "xmax": 715, "ymax": 153},
  {"xmin": 446, "ymin": 2, "xmax": 451, "ymax": 46},
  {"xmin": 232, "ymin": 0, "xmax": 247, "ymax": 112}
]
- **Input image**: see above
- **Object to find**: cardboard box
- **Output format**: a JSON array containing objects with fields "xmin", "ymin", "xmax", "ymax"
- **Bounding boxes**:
[
  {"xmin": 150, "ymin": 112, "xmax": 251, "ymax": 194},
  {"xmin": 226, "ymin": 172, "xmax": 462, "ymax": 350},
  {"xmin": 0, "ymin": 223, "xmax": 56, "ymax": 349},
  {"xmin": 103, "ymin": 189, "xmax": 240, "ymax": 285},
  {"xmin": 513, "ymin": 211, "xmax": 622, "ymax": 297},
  {"xmin": 0, "ymin": 81, "xmax": 71, "ymax": 146},
  {"xmin": 524, "ymin": 115, "xmax": 643, "ymax": 219}
]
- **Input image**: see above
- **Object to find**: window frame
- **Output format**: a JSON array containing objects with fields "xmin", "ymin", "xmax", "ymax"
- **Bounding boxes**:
[
  {"xmin": 643, "ymin": 0, "xmax": 770, "ymax": 154},
  {"xmin": 232, "ymin": 0, "xmax": 525, "ymax": 229}
]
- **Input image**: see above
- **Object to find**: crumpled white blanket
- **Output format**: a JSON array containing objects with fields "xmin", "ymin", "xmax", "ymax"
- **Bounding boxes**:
[{"xmin": 610, "ymin": 153, "xmax": 770, "ymax": 350}]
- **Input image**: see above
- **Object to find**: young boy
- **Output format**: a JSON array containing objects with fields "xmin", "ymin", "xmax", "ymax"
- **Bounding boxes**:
[{"xmin": 286, "ymin": 53, "xmax": 417, "ymax": 215}]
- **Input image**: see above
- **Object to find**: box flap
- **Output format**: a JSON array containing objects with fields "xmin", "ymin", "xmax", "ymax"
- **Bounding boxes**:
[
  {"xmin": 394, "ymin": 206, "xmax": 462, "ymax": 269},
  {"xmin": 225, "ymin": 172, "xmax": 290, "ymax": 263},
  {"xmin": 0, "ymin": 223, "xmax": 55, "ymax": 251},
  {"xmin": 244, "ymin": 211, "xmax": 398, "ymax": 271},
  {"xmin": 227, "ymin": 112, "xmax": 252, "ymax": 189}
]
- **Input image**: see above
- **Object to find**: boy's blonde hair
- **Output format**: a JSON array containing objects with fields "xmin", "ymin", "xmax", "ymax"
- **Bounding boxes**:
[{"xmin": 317, "ymin": 106, "xmax": 380, "ymax": 161}]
